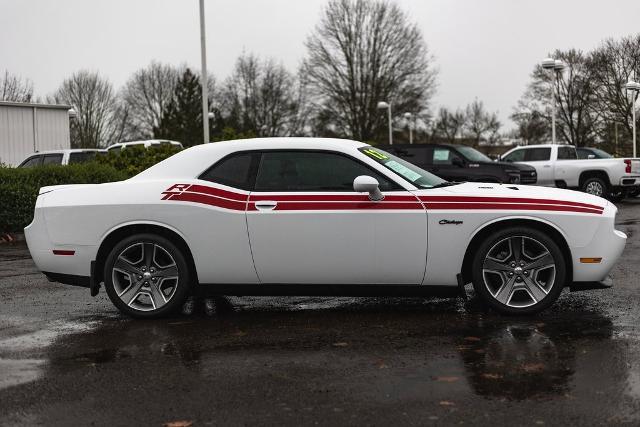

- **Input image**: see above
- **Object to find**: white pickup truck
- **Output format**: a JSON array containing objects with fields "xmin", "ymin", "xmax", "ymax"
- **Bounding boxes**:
[{"xmin": 499, "ymin": 144, "xmax": 640, "ymax": 199}]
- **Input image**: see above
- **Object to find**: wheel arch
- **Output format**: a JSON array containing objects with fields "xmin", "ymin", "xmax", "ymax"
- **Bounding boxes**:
[
  {"xmin": 460, "ymin": 217, "xmax": 573, "ymax": 286},
  {"xmin": 93, "ymin": 222, "xmax": 198, "ymax": 288},
  {"xmin": 579, "ymin": 169, "xmax": 611, "ymax": 188}
]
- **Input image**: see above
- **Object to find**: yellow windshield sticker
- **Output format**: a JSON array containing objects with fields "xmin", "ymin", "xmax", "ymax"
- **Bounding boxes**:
[{"xmin": 363, "ymin": 148, "xmax": 388, "ymax": 160}]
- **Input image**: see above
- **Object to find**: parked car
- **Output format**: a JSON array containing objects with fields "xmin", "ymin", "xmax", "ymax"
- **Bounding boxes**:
[
  {"xmin": 378, "ymin": 143, "xmax": 537, "ymax": 185},
  {"xmin": 18, "ymin": 149, "xmax": 105, "ymax": 167},
  {"xmin": 499, "ymin": 144, "xmax": 640, "ymax": 198},
  {"xmin": 25, "ymin": 138, "xmax": 625, "ymax": 317},
  {"xmin": 106, "ymin": 140, "xmax": 183, "ymax": 153},
  {"xmin": 577, "ymin": 147, "xmax": 613, "ymax": 160}
]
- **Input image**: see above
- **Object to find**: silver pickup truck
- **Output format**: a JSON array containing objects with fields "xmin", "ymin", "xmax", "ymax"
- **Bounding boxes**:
[{"xmin": 499, "ymin": 144, "xmax": 640, "ymax": 199}]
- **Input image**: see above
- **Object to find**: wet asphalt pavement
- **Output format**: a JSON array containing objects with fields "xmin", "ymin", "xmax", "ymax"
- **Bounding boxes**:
[{"xmin": 1, "ymin": 201, "xmax": 640, "ymax": 426}]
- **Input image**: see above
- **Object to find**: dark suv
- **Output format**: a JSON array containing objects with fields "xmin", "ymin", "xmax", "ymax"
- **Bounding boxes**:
[{"xmin": 377, "ymin": 143, "xmax": 537, "ymax": 185}]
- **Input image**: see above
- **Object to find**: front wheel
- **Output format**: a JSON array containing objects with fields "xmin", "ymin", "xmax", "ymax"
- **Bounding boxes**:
[
  {"xmin": 471, "ymin": 227, "xmax": 566, "ymax": 315},
  {"xmin": 103, "ymin": 233, "xmax": 192, "ymax": 318}
]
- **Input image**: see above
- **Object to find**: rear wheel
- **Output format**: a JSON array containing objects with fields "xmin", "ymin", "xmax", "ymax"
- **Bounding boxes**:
[
  {"xmin": 581, "ymin": 177, "xmax": 607, "ymax": 198},
  {"xmin": 471, "ymin": 227, "xmax": 566, "ymax": 315},
  {"xmin": 103, "ymin": 233, "xmax": 191, "ymax": 318}
]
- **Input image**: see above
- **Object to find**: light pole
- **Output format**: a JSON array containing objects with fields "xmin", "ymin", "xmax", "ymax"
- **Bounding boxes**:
[
  {"xmin": 541, "ymin": 57, "xmax": 566, "ymax": 144},
  {"xmin": 199, "ymin": 0, "xmax": 210, "ymax": 144},
  {"xmin": 626, "ymin": 79, "xmax": 640, "ymax": 158},
  {"xmin": 404, "ymin": 112, "xmax": 413, "ymax": 144},
  {"xmin": 377, "ymin": 101, "xmax": 392, "ymax": 145}
]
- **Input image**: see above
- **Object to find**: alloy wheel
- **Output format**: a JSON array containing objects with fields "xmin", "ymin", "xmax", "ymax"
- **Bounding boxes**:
[
  {"xmin": 585, "ymin": 181, "xmax": 604, "ymax": 197},
  {"xmin": 482, "ymin": 236, "xmax": 556, "ymax": 308},
  {"xmin": 111, "ymin": 242, "xmax": 179, "ymax": 312}
]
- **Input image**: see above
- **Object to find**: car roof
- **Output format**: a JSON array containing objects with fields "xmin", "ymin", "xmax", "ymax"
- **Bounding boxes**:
[
  {"xmin": 511, "ymin": 144, "xmax": 575, "ymax": 149},
  {"xmin": 132, "ymin": 137, "xmax": 368, "ymax": 180},
  {"xmin": 27, "ymin": 149, "xmax": 104, "ymax": 155}
]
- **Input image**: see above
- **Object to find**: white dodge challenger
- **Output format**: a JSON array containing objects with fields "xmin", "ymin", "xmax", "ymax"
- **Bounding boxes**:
[{"xmin": 25, "ymin": 138, "xmax": 627, "ymax": 317}]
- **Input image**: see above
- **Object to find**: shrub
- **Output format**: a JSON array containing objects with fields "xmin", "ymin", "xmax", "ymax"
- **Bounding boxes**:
[
  {"xmin": 95, "ymin": 144, "xmax": 182, "ymax": 177},
  {"xmin": 0, "ymin": 163, "xmax": 127, "ymax": 232}
]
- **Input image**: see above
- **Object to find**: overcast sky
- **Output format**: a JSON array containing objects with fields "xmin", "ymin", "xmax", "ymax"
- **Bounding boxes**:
[{"xmin": 2, "ymin": 0, "xmax": 640, "ymax": 128}]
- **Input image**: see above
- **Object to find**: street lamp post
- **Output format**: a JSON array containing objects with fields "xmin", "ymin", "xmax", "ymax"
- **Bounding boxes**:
[
  {"xmin": 404, "ymin": 112, "xmax": 413, "ymax": 144},
  {"xmin": 626, "ymin": 79, "xmax": 640, "ymax": 158},
  {"xmin": 541, "ymin": 57, "xmax": 566, "ymax": 145},
  {"xmin": 377, "ymin": 101, "xmax": 392, "ymax": 145},
  {"xmin": 199, "ymin": 0, "xmax": 210, "ymax": 144}
]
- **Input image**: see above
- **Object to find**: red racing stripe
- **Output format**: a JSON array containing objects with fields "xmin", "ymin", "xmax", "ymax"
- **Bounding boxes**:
[
  {"xmin": 249, "ymin": 201, "xmax": 424, "ymax": 211},
  {"xmin": 425, "ymin": 202, "xmax": 602, "ymax": 214},
  {"xmin": 169, "ymin": 191, "xmax": 247, "ymax": 211},
  {"xmin": 248, "ymin": 193, "xmax": 418, "ymax": 202},
  {"xmin": 187, "ymin": 184, "xmax": 249, "ymax": 201},
  {"xmin": 419, "ymin": 195, "xmax": 604, "ymax": 211}
]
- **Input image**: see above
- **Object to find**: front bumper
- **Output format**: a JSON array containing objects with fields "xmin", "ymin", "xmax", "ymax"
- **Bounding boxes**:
[{"xmin": 569, "ymin": 275, "xmax": 613, "ymax": 292}]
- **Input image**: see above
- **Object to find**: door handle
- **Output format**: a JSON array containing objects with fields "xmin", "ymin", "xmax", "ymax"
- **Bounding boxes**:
[
  {"xmin": 255, "ymin": 200, "xmax": 277, "ymax": 211},
  {"xmin": 543, "ymin": 165, "xmax": 551, "ymax": 168}
]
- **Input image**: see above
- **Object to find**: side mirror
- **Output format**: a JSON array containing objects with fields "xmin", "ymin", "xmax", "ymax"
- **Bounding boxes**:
[
  {"xmin": 452, "ymin": 157, "xmax": 465, "ymax": 167},
  {"xmin": 353, "ymin": 175, "xmax": 383, "ymax": 201},
  {"xmin": 587, "ymin": 154, "xmax": 595, "ymax": 159}
]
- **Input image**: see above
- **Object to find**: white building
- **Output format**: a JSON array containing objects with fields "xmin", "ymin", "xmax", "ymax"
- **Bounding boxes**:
[{"xmin": 0, "ymin": 101, "xmax": 72, "ymax": 166}]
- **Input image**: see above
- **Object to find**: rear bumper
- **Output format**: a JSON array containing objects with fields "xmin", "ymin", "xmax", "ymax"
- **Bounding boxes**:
[
  {"xmin": 43, "ymin": 272, "xmax": 90, "ymax": 288},
  {"xmin": 619, "ymin": 176, "xmax": 640, "ymax": 187}
]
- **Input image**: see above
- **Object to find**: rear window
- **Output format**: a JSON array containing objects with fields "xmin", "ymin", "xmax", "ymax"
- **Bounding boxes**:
[
  {"xmin": 199, "ymin": 152, "xmax": 261, "ymax": 190},
  {"xmin": 42, "ymin": 154, "xmax": 63, "ymax": 165},
  {"xmin": 524, "ymin": 148, "xmax": 551, "ymax": 161},
  {"xmin": 69, "ymin": 151, "xmax": 97, "ymax": 164},
  {"xmin": 557, "ymin": 146, "xmax": 577, "ymax": 160}
]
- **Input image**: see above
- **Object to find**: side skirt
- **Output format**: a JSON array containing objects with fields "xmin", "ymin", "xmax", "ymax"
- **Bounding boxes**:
[{"xmin": 195, "ymin": 283, "xmax": 460, "ymax": 298}]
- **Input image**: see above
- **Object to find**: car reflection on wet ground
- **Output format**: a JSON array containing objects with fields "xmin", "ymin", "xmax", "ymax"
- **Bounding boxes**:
[{"xmin": 1, "ymin": 200, "xmax": 640, "ymax": 426}]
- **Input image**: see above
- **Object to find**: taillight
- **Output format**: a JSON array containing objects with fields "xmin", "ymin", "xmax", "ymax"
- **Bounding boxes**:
[{"xmin": 624, "ymin": 159, "xmax": 632, "ymax": 173}]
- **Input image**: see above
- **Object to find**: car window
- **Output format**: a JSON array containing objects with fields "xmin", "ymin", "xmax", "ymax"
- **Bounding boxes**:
[
  {"xmin": 108, "ymin": 146, "xmax": 121, "ymax": 153},
  {"xmin": 42, "ymin": 154, "xmax": 63, "ymax": 165},
  {"xmin": 69, "ymin": 151, "xmax": 97, "ymax": 164},
  {"xmin": 254, "ymin": 151, "xmax": 400, "ymax": 192},
  {"xmin": 557, "ymin": 146, "xmax": 577, "ymax": 160},
  {"xmin": 432, "ymin": 147, "xmax": 461, "ymax": 165},
  {"xmin": 524, "ymin": 148, "xmax": 551, "ymax": 162},
  {"xmin": 20, "ymin": 155, "xmax": 43, "ymax": 167},
  {"xmin": 200, "ymin": 152, "xmax": 261, "ymax": 190},
  {"xmin": 502, "ymin": 149, "xmax": 525, "ymax": 162}
]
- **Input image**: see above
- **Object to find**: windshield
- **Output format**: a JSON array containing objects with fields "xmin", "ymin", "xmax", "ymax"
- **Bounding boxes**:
[
  {"xmin": 456, "ymin": 146, "xmax": 492, "ymax": 162},
  {"xmin": 359, "ymin": 146, "xmax": 446, "ymax": 189}
]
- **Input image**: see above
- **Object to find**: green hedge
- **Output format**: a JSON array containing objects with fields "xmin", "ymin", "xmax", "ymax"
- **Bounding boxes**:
[
  {"xmin": 95, "ymin": 144, "xmax": 182, "ymax": 176},
  {"xmin": 1, "ymin": 145, "xmax": 183, "ymax": 232},
  {"xmin": 0, "ymin": 163, "xmax": 126, "ymax": 232}
]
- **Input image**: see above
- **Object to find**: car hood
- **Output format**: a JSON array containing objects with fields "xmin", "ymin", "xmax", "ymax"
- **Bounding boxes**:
[{"xmin": 414, "ymin": 182, "xmax": 608, "ymax": 209}]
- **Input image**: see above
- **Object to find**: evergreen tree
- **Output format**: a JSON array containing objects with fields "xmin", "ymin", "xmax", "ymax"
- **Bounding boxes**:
[{"xmin": 154, "ymin": 68, "xmax": 205, "ymax": 146}]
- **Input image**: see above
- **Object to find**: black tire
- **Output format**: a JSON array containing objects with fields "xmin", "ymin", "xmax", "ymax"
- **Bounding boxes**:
[
  {"xmin": 580, "ymin": 177, "xmax": 608, "ymax": 198},
  {"xmin": 103, "ymin": 233, "xmax": 192, "ymax": 318},
  {"xmin": 471, "ymin": 226, "xmax": 567, "ymax": 315}
]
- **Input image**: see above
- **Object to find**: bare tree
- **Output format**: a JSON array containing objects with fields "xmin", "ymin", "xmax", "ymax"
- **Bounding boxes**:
[
  {"xmin": 304, "ymin": 0, "xmax": 437, "ymax": 141},
  {"xmin": 119, "ymin": 61, "xmax": 182, "ymax": 139},
  {"xmin": 464, "ymin": 99, "xmax": 501, "ymax": 146},
  {"xmin": 432, "ymin": 107, "xmax": 466, "ymax": 142},
  {"xmin": 513, "ymin": 49, "xmax": 598, "ymax": 146},
  {"xmin": 589, "ymin": 35, "xmax": 640, "ymax": 148},
  {"xmin": 49, "ymin": 71, "xmax": 120, "ymax": 148},
  {"xmin": 511, "ymin": 110, "xmax": 548, "ymax": 145},
  {"xmin": 1, "ymin": 70, "xmax": 34, "ymax": 102},
  {"xmin": 218, "ymin": 53, "xmax": 305, "ymax": 137}
]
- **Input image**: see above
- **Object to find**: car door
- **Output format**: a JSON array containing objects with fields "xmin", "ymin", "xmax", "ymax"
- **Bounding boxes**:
[
  {"xmin": 522, "ymin": 147, "xmax": 554, "ymax": 186},
  {"xmin": 42, "ymin": 153, "xmax": 64, "ymax": 165},
  {"xmin": 246, "ymin": 150, "xmax": 427, "ymax": 285}
]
